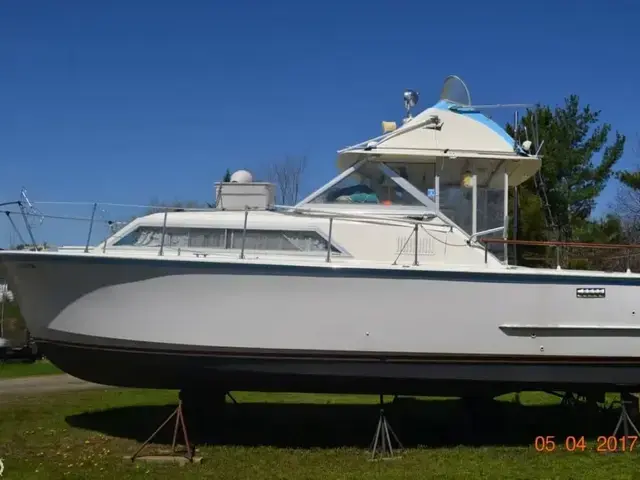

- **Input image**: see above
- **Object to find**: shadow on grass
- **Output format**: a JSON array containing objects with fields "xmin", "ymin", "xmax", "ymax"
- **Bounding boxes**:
[{"xmin": 65, "ymin": 396, "xmax": 626, "ymax": 449}]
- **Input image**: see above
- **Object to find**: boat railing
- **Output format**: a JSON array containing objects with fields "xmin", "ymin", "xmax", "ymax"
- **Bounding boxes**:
[
  {"xmin": 2, "ymin": 199, "xmax": 469, "ymax": 266},
  {"xmin": 481, "ymin": 238, "xmax": 640, "ymax": 273},
  {"xmin": 6, "ymin": 198, "xmax": 638, "ymax": 272},
  {"xmin": 149, "ymin": 205, "xmax": 457, "ymax": 266}
]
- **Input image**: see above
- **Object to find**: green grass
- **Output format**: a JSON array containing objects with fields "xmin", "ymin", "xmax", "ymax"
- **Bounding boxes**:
[
  {"xmin": 0, "ymin": 359, "xmax": 62, "ymax": 379},
  {"xmin": 2, "ymin": 389, "xmax": 640, "ymax": 479}
]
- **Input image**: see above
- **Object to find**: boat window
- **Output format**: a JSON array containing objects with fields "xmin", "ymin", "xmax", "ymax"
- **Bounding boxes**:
[
  {"xmin": 477, "ymin": 187, "xmax": 504, "ymax": 233},
  {"xmin": 226, "ymin": 229, "xmax": 339, "ymax": 252},
  {"xmin": 114, "ymin": 227, "xmax": 191, "ymax": 248},
  {"xmin": 309, "ymin": 161, "xmax": 434, "ymax": 206},
  {"xmin": 113, "ymin": 227, "xmax": 338, "ymax": 252},
  {"xmin": 439, "ymin": 185, "xmax": 473, "ymax": 235},
  {"xmin": 188, "ymin": 228, "xmax": 226, "ymax": 249}
]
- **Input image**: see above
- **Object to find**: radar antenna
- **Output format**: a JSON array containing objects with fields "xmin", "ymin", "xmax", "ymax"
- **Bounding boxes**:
[{"xmin": 440, "ymin": 75, "xmax": 472, "ymax": 106}]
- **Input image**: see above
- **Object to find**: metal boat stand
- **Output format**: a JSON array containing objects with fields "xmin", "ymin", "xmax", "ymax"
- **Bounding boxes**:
[
  {"xmin": 369, "ymin": 394, "xmax": 403, "ymax": 461},
  {"xmin": 129, "ymin": 392, "xmax": 196, "ymax": 463},
  {"xmin": 612, "ymin": 392, "xmax": 640, "ymax": 440}
]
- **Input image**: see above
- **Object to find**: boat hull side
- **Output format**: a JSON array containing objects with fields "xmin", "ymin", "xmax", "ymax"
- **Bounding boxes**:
[{"xmin": 3, "ymin": 251, "xmax": 640, "ymax": 393}]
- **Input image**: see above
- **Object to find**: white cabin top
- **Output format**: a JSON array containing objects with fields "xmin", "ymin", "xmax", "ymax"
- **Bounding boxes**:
[{"xmin": 335, "ymin": 76, "xmax": 541, "ymax": 189}]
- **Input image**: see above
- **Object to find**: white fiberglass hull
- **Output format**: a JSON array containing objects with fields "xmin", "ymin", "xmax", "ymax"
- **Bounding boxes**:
[{"xmin": 3, "ymin": 250, "xmax": 640, "ymax": 396}]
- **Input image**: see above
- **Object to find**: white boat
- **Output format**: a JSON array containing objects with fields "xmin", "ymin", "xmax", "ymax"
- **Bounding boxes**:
[{"xmin": 2, "ymin": 76, "xmax": 639, "ymax": 399}]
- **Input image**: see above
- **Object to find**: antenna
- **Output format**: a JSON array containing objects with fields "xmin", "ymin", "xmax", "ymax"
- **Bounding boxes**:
[{"xmin": 440, "ymin": 75, "xmax": 472, "ymax": 106}]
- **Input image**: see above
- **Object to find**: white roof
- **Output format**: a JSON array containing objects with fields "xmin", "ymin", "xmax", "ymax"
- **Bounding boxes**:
[{"xmin": 337, "ymin": 100, "xmax": 541, "ymax": 186}]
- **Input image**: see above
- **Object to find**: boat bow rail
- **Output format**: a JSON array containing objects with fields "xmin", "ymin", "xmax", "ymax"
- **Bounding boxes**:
[
  {"xmin": 0, "ymin": 200, "xmax": 487, "ymax": 267},
  {"xmin": 482, "ymin": 238, "xmax": 640, "ymax": 273},
  {"xmin": 1, "ymin": 199, "xmax": 640, "ymax": 275}
]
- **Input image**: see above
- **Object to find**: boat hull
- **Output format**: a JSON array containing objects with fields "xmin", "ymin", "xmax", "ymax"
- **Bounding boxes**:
[
  {"xmin": 37, "ymin": 337, "xmax": 640, "ymax": 396},
  {"xmin": 3, "ymin": 251, "xmax": 640, "ymax": 395}
]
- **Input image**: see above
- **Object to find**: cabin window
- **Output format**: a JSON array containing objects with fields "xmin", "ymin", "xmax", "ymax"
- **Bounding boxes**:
[
  {"xmin": 309, "ymin": 161, "xmax": 434, "ymax": 207},
  {"xmin": 188, "ymin": 228, "xmax": 226, "ymax": 248},
  {"xmin": 226, "ymin": 229, "xmax": 339, "ymax": 252},
  {"xmin": 113, "ymin": 227, "xmax": 339, "ymax": 253}
]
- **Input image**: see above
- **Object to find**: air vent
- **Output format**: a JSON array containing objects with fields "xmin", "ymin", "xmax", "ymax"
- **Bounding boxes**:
[{"xmin": 396, "ymin": 237, "xmax": 435, "ymax": 256}]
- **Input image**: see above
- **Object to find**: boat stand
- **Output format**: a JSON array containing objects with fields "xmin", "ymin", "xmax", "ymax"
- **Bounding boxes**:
[
  {"xmin": 369, "ymin": 394, "xmax": 403, "ymax": 460},
  {"xmin": 129, "ymin": 394, "xmax": 196, "ymax": 463},
  {"xmin": 612, "ymin": 393, "xmax": 640, "ymax": 439}
]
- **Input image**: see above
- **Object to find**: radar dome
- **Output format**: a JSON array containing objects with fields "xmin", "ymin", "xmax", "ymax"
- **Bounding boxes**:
[{"xmin": 230, "ymin": 170, "xmax": 253, "ymax": 183}]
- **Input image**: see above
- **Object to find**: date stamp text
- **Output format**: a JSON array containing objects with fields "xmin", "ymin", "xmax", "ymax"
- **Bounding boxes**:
[{"xmin": 534, "ymin": 435, "xmax": 637, "ymax": 453}]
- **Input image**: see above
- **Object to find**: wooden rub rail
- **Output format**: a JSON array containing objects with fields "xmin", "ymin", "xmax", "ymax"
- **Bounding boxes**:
[{"xmin": 479, "ymin": 238, "xmax": 640, "ymax": 269}]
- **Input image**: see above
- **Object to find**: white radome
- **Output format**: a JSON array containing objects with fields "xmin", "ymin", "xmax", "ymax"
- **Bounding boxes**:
[{"xmin": 230, "ymin": 170, "xmax": 253, "ymax": 183}]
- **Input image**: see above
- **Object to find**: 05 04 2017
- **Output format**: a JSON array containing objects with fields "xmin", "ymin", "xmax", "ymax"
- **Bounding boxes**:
[{"xmin": 534, "ymin": 435, "xmax": 638, "ymax": 453}]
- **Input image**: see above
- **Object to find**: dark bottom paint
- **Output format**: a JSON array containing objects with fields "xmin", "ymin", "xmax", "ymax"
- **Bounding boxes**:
[{"xmin": 38, "ymin": 340, "xmax": 640, "ymax": 397}]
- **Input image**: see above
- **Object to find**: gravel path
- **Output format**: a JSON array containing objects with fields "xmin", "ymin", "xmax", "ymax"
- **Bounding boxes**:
[{"xmin": 0, "ymin": 374, "xmax": 110, "ymax": 397}]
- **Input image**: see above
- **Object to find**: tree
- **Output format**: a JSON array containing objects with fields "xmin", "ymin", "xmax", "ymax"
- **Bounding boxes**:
[
  {"xmin": 508, "ymin": 95, "xmax": 625, "ymax": 241},
  {"xmin": 265, "ymin": 155, "xmax": 308, "ymax": 205},
  {"xmin": 613, "ymin": 134, "xmax": 640, "ymax": 225},
  {"xmin": 505, "ymin": 95, "xmax": 626, "ymax": 266}
]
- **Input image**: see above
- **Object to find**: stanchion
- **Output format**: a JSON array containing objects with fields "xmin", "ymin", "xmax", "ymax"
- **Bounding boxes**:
[
  {"xmin": 612, "ymin": 393, "xmax": 640, "ymax": 440},
  {"xmin": 369, "ymin": 394, "xmax": 403, "ymax": 460},
  {"xmin": 127, "ymin": 394, "xmax": 197, "ymax": 464}
]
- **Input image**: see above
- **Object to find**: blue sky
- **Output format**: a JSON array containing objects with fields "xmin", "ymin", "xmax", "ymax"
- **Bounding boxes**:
[{"xmin": 1, "ymin": 0, "xmax": 639, "ymax": 246}]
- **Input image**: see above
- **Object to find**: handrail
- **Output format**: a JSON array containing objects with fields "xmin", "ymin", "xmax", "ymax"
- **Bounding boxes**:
[
  {"xmin": 0, "ymin": 198, "xmax": 482, "ymax": 269},
  {"xmin": 481, "ymin": 237, "xmax": 640, "ymax": 271},
  {"xmin": 467, "ymin": 226, "xmax": 505, "ymax": 244},
  {"xmin": 6, "ymin": 197, "xmax": 640, "ymax": 273},
  {"xmin": 481, "ymin": 238, "xmax": 640, "ymax": 250}
]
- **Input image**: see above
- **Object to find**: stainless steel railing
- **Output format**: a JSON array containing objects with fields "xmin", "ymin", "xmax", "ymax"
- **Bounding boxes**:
[{"xmin": 0, "ymin": 199, "xmax": 513, "ymax": 268}]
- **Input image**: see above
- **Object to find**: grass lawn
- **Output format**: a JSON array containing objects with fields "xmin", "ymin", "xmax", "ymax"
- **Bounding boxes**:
[
  {"xmin": 2, "ymin": 389, "xmax": 640, "ymax": 479},
  {"xmin": 0, "ymin": 359, "xmax": 62, "ymax": 379}
]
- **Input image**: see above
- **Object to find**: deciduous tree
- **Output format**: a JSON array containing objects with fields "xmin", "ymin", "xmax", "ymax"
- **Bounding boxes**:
[{"xmin": 264, "ymin": 155, "xmax": 308, "ymax": 205}]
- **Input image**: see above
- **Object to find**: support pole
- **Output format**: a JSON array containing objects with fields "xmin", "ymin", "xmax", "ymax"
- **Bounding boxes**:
[
  {"xmin": 129, "ymin": 396, "xmax": 195, "ymax": 462},
  {"xmin": 4, "ymin": 212, "xmax": 26, "ymax": 246},
  {"xmin": 503, "ymin": 171, "xmax": 509, "ymax": 265},
  {"xmin": 84, "ymin": 202, "xmax": 98, "ymax": 253},
  {"xmin": 612, "ymin": 392, "xmax": 640, "ymax": 441},
  {"xmin": 240, "ymin": 207, "xmax": 248, "ymax": 259},
  {"xmin": 369, "ymin": 394, "xmax": 403, "ymax": 460},
  {"xmin": 158, "ymin": 208, "xmax": 169, "ymax": 257},
  {"xmin": 471, "ymin": 174, "xmax": 477, "ymax": 235},
  {"xmin": 413, "ymin": 224, "xmax": 419, "ymax": 266},
  {"xmin": 326, "ymin": 217, "xmax": 333, "ymax": 263},
  {"xmin": 18, "ymin": 202, "xmax": 37, "ymax": 248},
  {"xmin": 513, "ymin": 185, "xmax": 519, "ymax": 266},
  {"xmin": 435, "ymin": 173, "xmax": 440, "ymax": 213}
]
